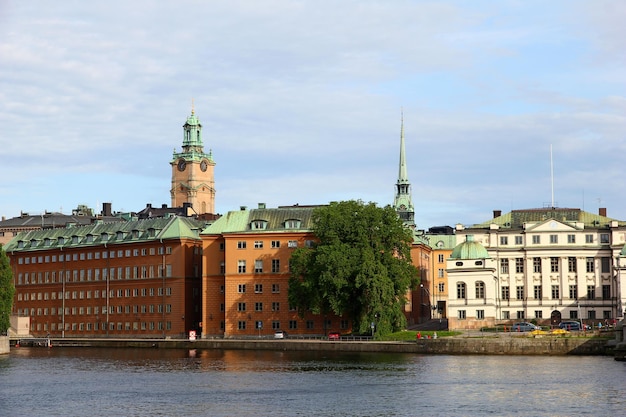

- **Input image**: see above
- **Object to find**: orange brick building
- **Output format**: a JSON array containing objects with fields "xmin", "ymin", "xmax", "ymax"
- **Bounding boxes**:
[{"xmin": 201, "ymin": 204, "xmax": 352, "ymax": 338}]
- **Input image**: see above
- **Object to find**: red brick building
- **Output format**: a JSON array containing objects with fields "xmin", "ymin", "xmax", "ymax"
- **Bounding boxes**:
[{"xmin": 4, "ymin": 216, "xmax": 204, "ymax": 338}]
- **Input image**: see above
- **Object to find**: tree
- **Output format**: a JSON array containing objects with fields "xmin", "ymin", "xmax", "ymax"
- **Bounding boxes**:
[
  {"xmin": 0, "ymin": 244, "xmax": 15, "ymax": 334},
  {"xmin": 288, "ymin": 200, "xmax": 419, "ymax": 337}
]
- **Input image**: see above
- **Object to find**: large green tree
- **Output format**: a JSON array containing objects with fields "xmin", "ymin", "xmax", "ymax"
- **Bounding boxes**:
[
  {"xmin": 288, "ymin": 200, "xmax": 419, "ymax": 337},
  {"xmin": 0, "ymin": 244, "xmax": 15, "ymax": 334}
]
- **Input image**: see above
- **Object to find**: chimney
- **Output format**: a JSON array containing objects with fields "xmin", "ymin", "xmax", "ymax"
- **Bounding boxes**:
[
  {"xmin": 102, "ymin": 202, "xmax": 112, "ymax": 217},
  {"xmin": 599, "ymin": 208, "xmax": 607, "ymax": 217},
  {"xmin": 493, "ymin": 210, "xmax": 502, "ymax": 218},
  {"xmin": 146, "ymin": 203, "xmax": 152, "ymax": 209},
  {"xmin": 258, "ymin": 203, "xmax": 266, "ymax": 209}
]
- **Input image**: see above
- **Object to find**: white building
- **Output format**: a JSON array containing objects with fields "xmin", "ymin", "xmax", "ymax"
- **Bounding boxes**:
[{"xmin": 447, "ymin": 207, "xmax": 626, "ymax": 330}]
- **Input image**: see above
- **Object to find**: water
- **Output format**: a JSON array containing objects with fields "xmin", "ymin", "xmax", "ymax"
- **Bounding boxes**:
[{"xmin": 1, "ymin": 348, "xmax": 625, "ymax": 416}]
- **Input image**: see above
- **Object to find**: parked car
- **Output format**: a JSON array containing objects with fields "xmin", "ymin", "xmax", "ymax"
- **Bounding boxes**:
[
  {"xmin": 558, "ymin": 321, "xmax": 582, "ymax": 331},
  {"xmin": 274, "ymin": 330, "xmax": 288, "ymax": 339},
  {"xmin": 511, "ymin": 322, "xmax": 539, "ymax": 332},
  {"xmin": 328, "ymin": 332, "xmax": 341, "ymax": 340}
]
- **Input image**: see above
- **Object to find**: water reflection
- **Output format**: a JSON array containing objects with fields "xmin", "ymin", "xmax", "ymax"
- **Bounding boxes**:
[{"xmin": 2, "ymin": 348, "xmax": 625, "ymax": 417}]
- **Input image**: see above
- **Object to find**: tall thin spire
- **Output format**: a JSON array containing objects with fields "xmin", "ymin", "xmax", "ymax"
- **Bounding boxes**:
[{"xmin": 393, "ymin": 109, "xmax": 415, "ymax": 227}]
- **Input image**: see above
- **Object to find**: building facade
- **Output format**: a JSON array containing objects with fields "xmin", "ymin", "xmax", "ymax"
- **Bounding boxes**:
[
  {"xmin": 4, "ymin": 216, "xmax": 205, "ymax": 338},
  {"xmin": 447, "ymin": 207, "xmax": 626, "ymax": 330},
  {"xmin": 171, "ymin": 108, "xmax": 216, "ymax": 215},
  {"xmin": 201, "ymin": 204, "xmax": 351, "ymax": 338}
]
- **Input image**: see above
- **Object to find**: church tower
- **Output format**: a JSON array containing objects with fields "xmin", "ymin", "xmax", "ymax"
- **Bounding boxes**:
[
  {"xmin": 170, "ymin": 106, "xmax": 216, "ymax": 214},
  {"xmin": 393, "ymin": 112, "xmax": 415, "ymax": 227}
]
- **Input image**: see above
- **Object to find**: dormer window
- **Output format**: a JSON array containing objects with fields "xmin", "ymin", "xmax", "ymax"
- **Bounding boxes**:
[
  {"xmin": 101, "ymin": 233, "xmax": 109, "ymax": 242},
  {"xmin": 116, "ymin": 231, "xmax": 125, "ymax": 240},
  {"xmin": 57, "ymin": 237, "xmax": 65, "ymax": 245},
  {"xmin": 44, "ymin": 238, "xmax": 51, "ymax": 247},
  {"xmin": 284, "ymin": 219, "xmax": 301, "ymax": 229},
  {"xmin": 148, "ymin": 228, "xmax": 156, "ymax": 237},
  {"xmin": 251, "ymin": 220, "xmax": 268, "ymax": 230},
  {"xmin": 85, "ymin": 234, "xmax": 94, "ymax": 243},
  {"xmin": 132, "ymin": 229, "xmax": 139, "ymax": 239},
  {"xmin": 30, "ymin": 239, "xmax": 38, "ymax": 247},
  {"xmin": 71, "ymin": 235, "xmax": 79, "ymax": 244},
  {"xmin": 17, "ymin": 240, "xmax": 24, "ymax": 248}
]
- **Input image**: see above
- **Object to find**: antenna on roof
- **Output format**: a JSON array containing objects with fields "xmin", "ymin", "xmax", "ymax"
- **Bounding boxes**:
[{"xmin": 550, "ymin": 144, "xmax": 555, "ymax": 208}]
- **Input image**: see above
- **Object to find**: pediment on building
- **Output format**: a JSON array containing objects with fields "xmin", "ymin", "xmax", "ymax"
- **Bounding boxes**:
[{"xmin": 525, "ymin": 219, "xmax": 578, "ymax": 233}]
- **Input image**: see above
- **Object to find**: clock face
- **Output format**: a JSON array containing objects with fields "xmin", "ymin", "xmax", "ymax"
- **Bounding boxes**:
[
  {"xmin": 200, "ymin": 161, "xmax": 208, "ymax": 172},
  {"xmin": 177, "ymin": 160, "xmax": 186, "ymax": 172}
]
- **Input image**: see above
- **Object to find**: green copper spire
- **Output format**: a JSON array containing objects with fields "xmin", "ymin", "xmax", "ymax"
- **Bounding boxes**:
[
  {"xmin": 393, "ymin": 110, "xmax": 415, "ymax": 226},
  {"xmin": 172, "ymin": 105, "xmax": 214, "ymax": 163}
]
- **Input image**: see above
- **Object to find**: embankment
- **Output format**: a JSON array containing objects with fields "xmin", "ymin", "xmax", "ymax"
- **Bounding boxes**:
[{"xmin": 12, "ymin": 336, "xmax": 612, "ymax": 355}]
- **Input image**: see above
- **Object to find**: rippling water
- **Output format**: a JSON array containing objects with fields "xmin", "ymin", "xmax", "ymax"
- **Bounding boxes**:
[{"xmin": 1, "ymin": 347, "xmax": 624, "ymax": 416}]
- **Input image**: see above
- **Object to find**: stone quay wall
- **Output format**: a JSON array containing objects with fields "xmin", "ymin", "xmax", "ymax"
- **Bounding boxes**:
[
  {"xmin": 0, "ymin": 336, "xmax": 9, "ymax": 355},
  {"xmin": 13, "ymin": 336, "xmax": 612, "ymax": 356}
]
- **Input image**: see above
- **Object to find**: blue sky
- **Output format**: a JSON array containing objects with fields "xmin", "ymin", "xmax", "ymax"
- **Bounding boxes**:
[{"xmin": 1, "ymin": 0, "xmax": 625, "ymax": 228}]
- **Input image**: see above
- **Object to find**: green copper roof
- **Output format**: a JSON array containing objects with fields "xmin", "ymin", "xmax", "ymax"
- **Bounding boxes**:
[
  {"xmin": 450, "ymin": 235, "xmax": 490, "ymax": 259},
  {"xmin": 202, "ymin": 205, "xmax": 318, "ymax": 235},
  {"xmin": 425, "ymin": 234, "xmax": 457, "ymax": 250},
  {"xmin": 4, "ymin": 216, "xmax": 204, "ymax": 253},
  {"xmin": 471, "ymin": 208, "xmax": 626, "ymax": 229}
]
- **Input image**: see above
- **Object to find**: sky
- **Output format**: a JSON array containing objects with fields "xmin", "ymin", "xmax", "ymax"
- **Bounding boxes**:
[{"xmin": 1, "ymin": 0, "xmax": 625, "ymax": 229}]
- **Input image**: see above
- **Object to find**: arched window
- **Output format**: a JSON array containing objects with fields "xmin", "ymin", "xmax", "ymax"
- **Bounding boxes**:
[
  {"xmin": 457, "ymin": 282, "xmax": 466, "ymax": 299},
  {"xmin": 475, "ymin": 281, "xmax": 485, "ymax": 299}
]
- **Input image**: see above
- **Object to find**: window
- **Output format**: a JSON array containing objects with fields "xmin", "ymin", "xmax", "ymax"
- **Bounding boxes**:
[
  {"xmin": 220, "ymin": 262, "xmax": 225, "ymax": 274},
  {"xmin": 305, "ymin": 240, "xmax": 315, "ymax": 248},
  {"xmin": 588, "ymin": 310, "xmax": 596, "ymax": 320},
  {"xmin": 237, "ymin": 241, "xmax": 246, "ymax": 249},
  {"xmin": 255, "ymin": 302, "xmax": 263, "ymax": 312},
  {"xmin": 271, "ymin": 259, "xmax": 280, "ymax": 273},
  {"xmin": 475, "ymin": 282, "xmax": 485, "ymax": 299},
  {"xmin": 254, "ymin": 284, "xmax": 263, "ymax": 293},
  {"xmin": 288, "ymin": 240, "xmax": 298, "ymax": 248},
  {"xmin": 516, "ymin": 286, "xmax": 524, "ymax": 300},
  {"xmin": 456, "ymin": 283, "xmax": 466, "ymax": 299},
  {"xmin": 238, "ymin": 260, "xmax": 246, "ymax": 274},
  {"xmin": 438, "ymin": 254, "xmax": 444, "ymax": 263},
  {"xmin": 550, "ymin": 235, "xmax": 558, "ymax": 244},
  {"xmin": 289, "ymin": 320, "xmax": 298, "ymax": 330},
  {"xmin": 517, "ymin": 311, "xmax": 525, "ymax": 319},
  {"xmin": 500, "ymin": 259, "xmax": 509, "ymax": 274},
  {"xmin": 501, "ymin": 286, "xmax": 510, "ymax": 300},
  {"xmin": 254, "ymin": 260, "xmax": 263, "ymax": 273},
  {"xmin": 533, "ymin": 257, "xmax": 541, "ymax": 273},
  {"xmin": 569, "ymin": 285, "xmax": 578, "ymax": 300},
  {"xmin": 568, "ymin": 257, "xmax": 577, "ymax": 273},
  {"xmin": 271, "ymin": 302, "xmax": 280, "ymax": 311},
  {"xmin": 552, "ymin": 285, "xmax": 560, "ymax": 299},
  {"xmin": 587, "ymin": 285, "xmax": 596, "ymax": 300},
  {"xmin": 535, "ymin": 310, "xmax": 543, "ymax": 319},
  {"xmin": 566, "ymin": 234, "xmax": 576, "ymax": 244},
  {"xmin": 586, "ymin": 257, "xmax": 595, "ymax": 273},
  {"xmin": 238, "ymin": 284, "xmax": 246, "ymax": 293},
  {"xmin": 569, "ymin": 310, "xmax": 578, "ymax": 319},
  {"xmin": 600, "ymin": 234, "xmax": 609, "ymax": 244},
  {"xmin": 251, "ymin": 220, "xmax": 267, "ymax": 230},
  {"xmin": 254, "ymin": 240, "xmax": 263, "ymax": 249},
  {"xmin": 534, "ymin": 285, "xmax": 542, "ymax": 299},
  {"xmin": 438, "ymin": 283, "xmax": 445, "ymax": 293},
  {"xmin": 602, "ymin": 285, "xmax": 611, "ymax": 300},
  {"xmin": 271, "ymin": 283, "xmax": 280, "ymax": 293},
  {"xmin": 585, "ymin": 234, "xmax": 593, "ymax": 243},
  {"xmin": 458, "ymin": 310, "xmax": 466, "ymax": 320},
  {"xmin": 437, "ymin": 268, "xmax": 444, "ymax": 278},
  {"xmin": 515, "ymin": 258, "xmax": 524, "ymax": 273},
  {"xmin": 515, "ymin": 236, "xmax": 523, "ymax": 245},
  {"xmin": 476, "ymin": 310, "xmax": 485, "ymax": 319},
  {"xmin": 285, "ymin": 220, "xmax": 301, "ymax": 229},
  {"xmin": 502, "ymin": 311, "xmax": 510, "ymax": 320},
  {"xmin": 500, "ymin": 236, "xmax": 508, "ymax": 245},
  {"xmin": 238, "ymin": 321, "xmax": 246, "ymax": 330},
  {"xmin": 550, "ymin": 257, "xmax": 559, "ymax": 273},
  {"xmin": 271, "ymin": 240, "xmax": 280, "ymax": 248},
  {"xmin": 532, "ymin": 235, "xmax": 540, "ymax": 244},
  {"xmin": 237, "ymin": 302, "xmax": 246, "ymax": 312},
  {"xmin": 601, "ymin": 257, "xmax": 611, "ymax": 273}
]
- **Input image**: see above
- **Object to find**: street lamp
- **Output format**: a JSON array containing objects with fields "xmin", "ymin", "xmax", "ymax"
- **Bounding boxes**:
[{"xmin": 420, "ymin": 283, "xmax": 431, "ymax": 323}]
